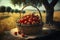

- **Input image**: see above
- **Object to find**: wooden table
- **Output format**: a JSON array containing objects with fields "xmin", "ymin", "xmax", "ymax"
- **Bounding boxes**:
[
  {"xmin": 0, "ymin": 24, "xmax": 60, "ymax": 40},
  {"xmin": 1, "ymin": 27, "xmax": 59, "ymax": 40}
]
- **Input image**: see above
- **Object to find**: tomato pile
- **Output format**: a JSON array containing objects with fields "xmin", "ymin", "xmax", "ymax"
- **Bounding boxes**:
[
  {"xmin": 14, "ymin": 31, "xmax": 27, "ymax": 37},
  {"xmin": 18, "ymin": 14, "xmax": 41, "ymax": 25}
]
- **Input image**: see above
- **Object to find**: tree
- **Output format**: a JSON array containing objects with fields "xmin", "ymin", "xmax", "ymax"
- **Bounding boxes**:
[
  {"xmin": 15, "ymin": 9, "xmax": 19, "ymax": 13},
  {"xmin": 6, "ymin": 7, "xmax": 12, "ymax": 13},
  {"xmin": 0, "ymin": 6, "xmax": 6, "ymax": 13},
  {"xmin": 42, "ymin": 0, "xmax": 59, "ymax": 25}
]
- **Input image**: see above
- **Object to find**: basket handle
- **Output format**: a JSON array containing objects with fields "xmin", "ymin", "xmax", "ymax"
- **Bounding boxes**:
[{"xmin": 21, "ymin": 4, "xmax": 42, "ymax": 22}]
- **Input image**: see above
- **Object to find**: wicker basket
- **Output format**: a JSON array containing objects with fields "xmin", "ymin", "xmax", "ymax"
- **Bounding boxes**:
[{"xmin": 17, "ymin": 4, "xmax": 43, "ymax": 35}]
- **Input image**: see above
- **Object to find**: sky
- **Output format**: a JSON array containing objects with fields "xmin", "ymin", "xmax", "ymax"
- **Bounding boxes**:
[{"xmin": 0, "ymin": 0, "xmax": 60, "ymax": 10}]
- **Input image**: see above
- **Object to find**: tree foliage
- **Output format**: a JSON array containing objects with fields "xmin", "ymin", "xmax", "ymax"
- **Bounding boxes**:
[
  {"xmin": 11, "ymin": 0, "xmax": 42, "ymax": 7},
  {"xmin": 14, "ymin": 9, "xmax": 19, "ymax": 13},
  {"xmin": 6, "ymin": 7, "xmax": 12, "ymax": 13},
  {"xmin": 0, "ymin": 6, "xmax": 6, "ymax": 13}
]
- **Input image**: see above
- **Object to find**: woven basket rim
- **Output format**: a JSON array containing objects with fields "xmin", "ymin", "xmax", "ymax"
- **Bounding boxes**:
[{"xmin": 17, "ymin": 22, "xmax": 43, "ymax": 27}]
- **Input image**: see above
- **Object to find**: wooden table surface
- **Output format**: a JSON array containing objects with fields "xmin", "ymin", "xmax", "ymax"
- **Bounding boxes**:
[{"xmin": 0, "ymin": 24, "xmax": 60, "ymax": 40}]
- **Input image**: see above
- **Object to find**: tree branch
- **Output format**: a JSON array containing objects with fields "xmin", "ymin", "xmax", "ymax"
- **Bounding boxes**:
[
  {"xmin": 50, "ymin": 0, "xmax": 59, "ymax": 7},
  {"xmin": 42, "ymin": 0, "xmax": 51, "ymax": 9}
]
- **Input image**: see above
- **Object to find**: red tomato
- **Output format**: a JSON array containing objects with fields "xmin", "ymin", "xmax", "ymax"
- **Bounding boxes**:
[
  {"xmin": 33, "ymin": 17, "xmax": 38, "ymax": 21},
  {"xmin": 19, "ymin": 19, "xmax": 24, "ymax": 23},
  {"xmin": 14, "ymin": 32, "xmax": 17, "ymax": 35},
  {"xmin": 21, "ymin": 19, "xmax": 27, "ymax": 24},
  {"xmin": 36, "ymin": 15, "xmax": 39, "ymax": 19},
  {"xmin": 21, "ymin": 33, "xmax": 25, "ymax": 37},
  {"xmin": 32, "ymin": 17, "xmax": 36, "ymax": 20},
  {"xmin": 32, "ymin": 21, "xmax": 36, "ymax": 24},
  {"xmin": 29, "ymin": 17, "xmax": 33, "ymax": 20},
  {"xmin": 23, "ymin": 17, "xmax": 27, "ymax": 20},
  {"xmin": 24, "ymin": 21, "xmax": 27, "ymax": 24},
  {"xmin": 26, "ymin": 15, "xmax": 30, "ymax": 18},
  {"xmin": 23, "ymin": 15, "xmax": 30, "ymax": 20},
  {"xmin": 27, "ymin": 22, "xmax": 30, "ymax": 24},
  {"xmin": 28, "ymin": 18, "xmax": 33, "ymax": 23}
]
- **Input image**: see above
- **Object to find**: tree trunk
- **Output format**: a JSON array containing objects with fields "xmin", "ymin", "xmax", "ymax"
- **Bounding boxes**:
[{"xmin": 42, "ymin": 0, "xmax": 58, "ymax": 25}]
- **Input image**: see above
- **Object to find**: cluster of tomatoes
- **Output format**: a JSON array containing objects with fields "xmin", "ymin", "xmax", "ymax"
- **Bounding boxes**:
[
  {"xmin": 14, "ymin": 31, "xmax": 27, "ymax": 37},
  {"xmin": 18, "ymin": 14, "xmax": 40, "ymax": 25}
]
